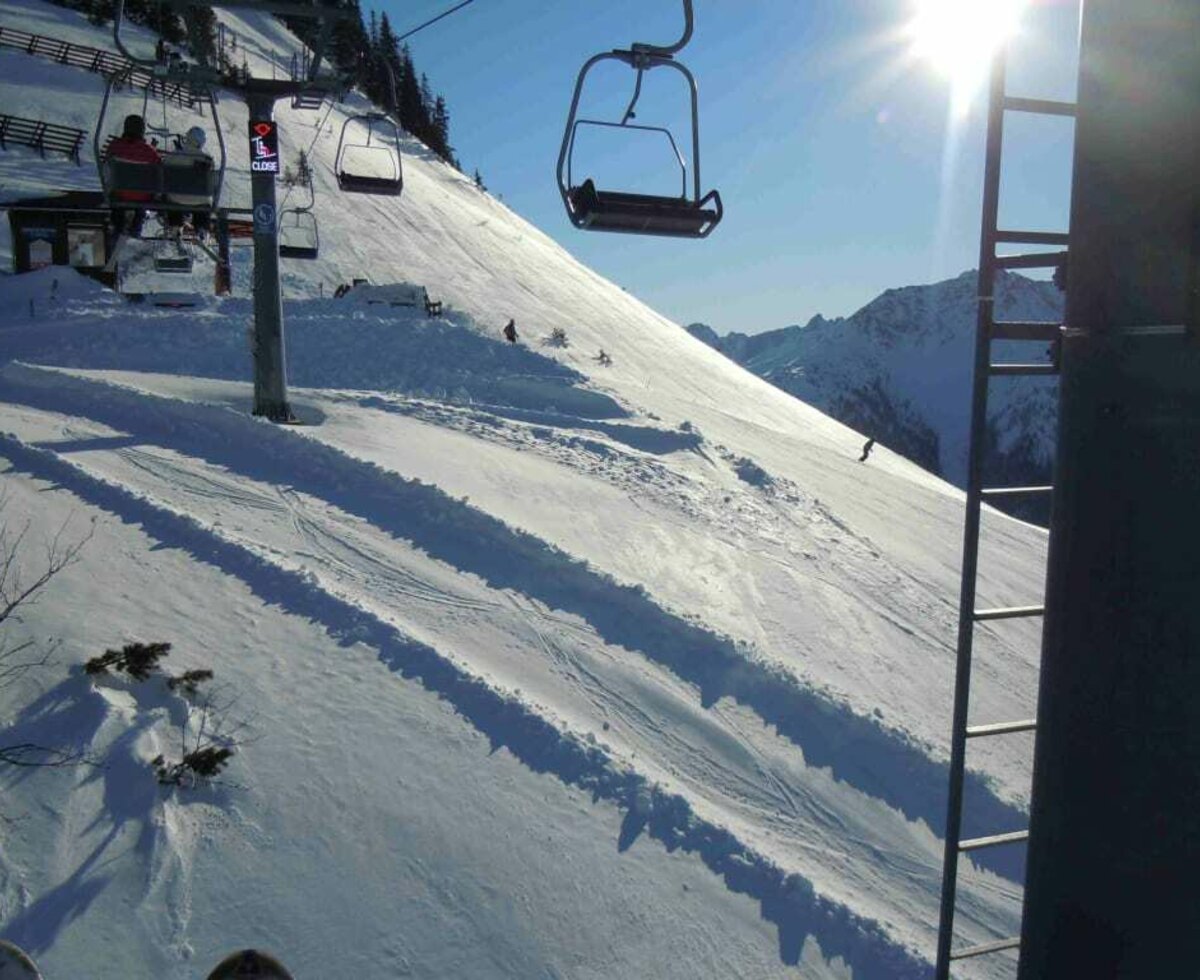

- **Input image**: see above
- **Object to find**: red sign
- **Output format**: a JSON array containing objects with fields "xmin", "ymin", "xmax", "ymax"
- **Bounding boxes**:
[{"xmin": 248, "ymin": 119, "xmax": 280, "ymax": 175}]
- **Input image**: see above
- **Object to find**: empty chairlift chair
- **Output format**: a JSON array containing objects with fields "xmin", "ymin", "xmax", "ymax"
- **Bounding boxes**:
[
  {"xmin": 278, "ymin": 209, "xmax": 319, "ymax": 259},
  {"xmin": 279, "ymin": 168, "xmax": 319, "ymax": 259},
  {"xmin": 335, "ymin": 112, "xmax": 403, "ymax": 196},
  {"xmin": 557, "ymin": 0, "xmax": 722, "ymax": 239}
]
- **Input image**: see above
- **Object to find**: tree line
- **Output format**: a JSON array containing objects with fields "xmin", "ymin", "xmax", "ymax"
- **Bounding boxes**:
[{"xmin": 288, "ymin": 0, "xmax": 458, "ymax": 168}]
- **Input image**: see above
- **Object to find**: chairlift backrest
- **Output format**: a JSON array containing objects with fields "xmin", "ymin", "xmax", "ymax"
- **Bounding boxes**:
[{"xmin": 103, "ymin": 157, "xmax": 217, "ymax": 200}]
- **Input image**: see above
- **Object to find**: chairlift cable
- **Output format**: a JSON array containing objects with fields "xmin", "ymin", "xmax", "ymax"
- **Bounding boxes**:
[{"xmin": 396, "ymin": 0, "xmax": 478, "ymax": 44}]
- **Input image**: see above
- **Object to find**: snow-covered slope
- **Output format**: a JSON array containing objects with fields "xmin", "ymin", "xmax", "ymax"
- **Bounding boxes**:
[
  {"xmin": 1, "ymin": 3, "xmax": 1047, "ymax": 977},
  {"xmin": 690, "ymin": 271, "xmax": 1062, "ymax": 522}
]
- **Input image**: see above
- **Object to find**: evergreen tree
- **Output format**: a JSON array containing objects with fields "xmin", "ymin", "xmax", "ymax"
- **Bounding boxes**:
[
  {"xmin": 397, "ymin": 44, "xmax": 424, "ymax": 135},
  {"xmin": 430, "ymin": 95, "xmax": 452, "ymax": 161},
  {"xmin": 375, "ymin": 13, "xmax": 403, "ymax": 112}
]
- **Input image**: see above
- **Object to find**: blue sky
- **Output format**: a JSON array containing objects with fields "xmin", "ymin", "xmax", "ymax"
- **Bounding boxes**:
[{"xmin": 371, "ymin": 1, "xmax": 1079, "ymax": 334}]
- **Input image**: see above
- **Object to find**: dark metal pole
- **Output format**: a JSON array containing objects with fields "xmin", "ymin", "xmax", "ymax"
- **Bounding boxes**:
[
  {"xmin": 1018, "ymin": 2, "xmax": 1200, "ymax": 975},
  {"xmin": 215, "ymin": 210, "xmax": 231, "ymax": 297},
  {"xmin": 247, "ymin": 88, "xmax": 292, "ymax": 423}
]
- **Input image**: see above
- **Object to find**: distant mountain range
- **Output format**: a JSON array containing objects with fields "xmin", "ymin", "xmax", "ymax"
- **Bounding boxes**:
[{"xmin": 688, "ymin": 270, "xmax": 1063, "ymax": 523}]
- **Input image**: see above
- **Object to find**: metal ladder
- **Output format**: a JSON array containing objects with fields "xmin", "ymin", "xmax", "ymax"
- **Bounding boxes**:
[{"xmin": 933, "ymin": 50, "xmax": 1077, "ymax": 978}]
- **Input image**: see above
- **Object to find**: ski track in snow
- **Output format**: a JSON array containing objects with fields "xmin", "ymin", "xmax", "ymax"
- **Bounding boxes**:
[
  {"xmin": 0, "ymin": 429, "xmax": 942, "ymax": 979},
  {"xmin": 0, "ymin": 364, "xmax": 1027, "ymax": 975}
]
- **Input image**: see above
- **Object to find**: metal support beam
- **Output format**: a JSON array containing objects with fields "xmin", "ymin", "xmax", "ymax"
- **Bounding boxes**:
[
  {"xmin": 247, "ymin": 90, "xmax": 292, "ymax": 423},
  {"xmin": 1018, "ymin": 2, "xmax": 1200, "ymax": 976}
]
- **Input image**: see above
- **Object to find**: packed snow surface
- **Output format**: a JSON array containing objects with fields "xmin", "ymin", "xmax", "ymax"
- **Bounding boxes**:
[{"xmin": 1, "ymin": 2, "xmax": 1047, "ymax": 977}]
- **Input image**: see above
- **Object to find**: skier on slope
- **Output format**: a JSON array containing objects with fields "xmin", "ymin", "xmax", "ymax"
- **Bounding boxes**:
[
  {"xmin": 503, "ymin": 319, "xmax": 518, "ymax": 343},
  {"xmin": 858, "ymin": 437, "xmax": 875, "ymax": 462}
]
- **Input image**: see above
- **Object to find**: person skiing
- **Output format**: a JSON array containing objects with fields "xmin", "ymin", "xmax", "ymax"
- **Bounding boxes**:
[
  {"xmin": 858, "ymin": 437, "xmax": 875, "ymax": 462},
  {"xmin": 105, "ymin": 114, "xmax": 161, "ymax": 237},
  {"xmin": 164, "ymin": 126, "xmax": 215, "ymax": 237},
  {"xmin": 503, "ymin": 319, "xmax": 518, "ymax": 343}
]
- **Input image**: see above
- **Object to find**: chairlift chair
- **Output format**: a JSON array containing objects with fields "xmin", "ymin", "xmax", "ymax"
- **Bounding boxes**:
[
  {"xmin": 279, "ymin": 172, "xmax": 319, "ymax": 259},
  {"xmin": 335, "ymin": 112, "xmax": 403, "ymax": 196},
  {"xmin": 334, "ymin": 55, "xmax": 403, "ymax": 196},
  {"xmin": 94, "ymin": 66, "xmax": 227, "ymax": 216},
  {"xmin": 557, "ymin": 0, "xmax": 722, "ymax": 239}
]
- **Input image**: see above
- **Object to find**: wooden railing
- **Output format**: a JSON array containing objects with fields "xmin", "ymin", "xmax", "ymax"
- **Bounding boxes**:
[
  {"xmin": 0, "ymin": 112, "xmax": 86, "ymax": 163},
  {"xmin": 0, "ymin": 23, "xmax": 199, "ymax": 108}
]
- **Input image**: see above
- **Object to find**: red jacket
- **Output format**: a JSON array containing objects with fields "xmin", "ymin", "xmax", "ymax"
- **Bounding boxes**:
[{"xmin": 106, "ymin": 137, "xmax": 162, "ymax": 201}]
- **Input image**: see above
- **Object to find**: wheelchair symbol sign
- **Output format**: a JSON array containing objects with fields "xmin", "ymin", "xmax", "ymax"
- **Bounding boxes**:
[{"xmin": 254, "ymin": 203, "xmax": 276, "ymax": 235}]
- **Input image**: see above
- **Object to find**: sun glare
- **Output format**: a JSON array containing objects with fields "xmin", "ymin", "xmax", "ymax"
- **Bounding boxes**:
[{"xmin": 907, "ymin": 0, "xmax": 1029, "ymax": 112}]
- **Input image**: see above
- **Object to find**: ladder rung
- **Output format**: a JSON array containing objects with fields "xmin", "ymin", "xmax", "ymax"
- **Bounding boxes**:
[
  {"xmin": 990, "ymin": 320, "xmax": 1062, "ymax": 341},
  {"xmin": 995, "ymin": 250, "xmax": 1068, "ymax": 270},
  {"xmin": 974, "ymin": 605, "xmax": 1045, "ymax": 621},
  {"xmin": 966, "ymin": 719, "xmax": 1037, "ymax": 738},
  {"xmin": 980, "ymin": 485, "xmax": 1053, "ymax": 500},
  {"xmin": 951, "ymin": 936, "xmax": 1022, "ymax": 960},
  {"xmin": 959, "ymin": 829, "xmax": 1029, "ymax": 852},
  {"xmin": 989, "ymin": 363, "xmax": 1058, "ymax": 376},
  {"xmin": 1003, "ymin": 95, "xmax": 1076, "ymax": 117},
  {"xmin": 995, "ymin": 230, "xmax": 1070, "ymax": 246}
]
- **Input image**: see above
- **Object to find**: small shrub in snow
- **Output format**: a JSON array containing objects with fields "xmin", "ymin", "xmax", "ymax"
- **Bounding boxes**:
[
  {"xmin": 153, "ymin": 746, "xmax": 234, "ymax": 785},
  {"xmin": 166, "ymin": 668, "xmax": 214, "ymax": 698},
  {"xmin": 85, "ymin": 641, "xmax": 171, "ymax": 681},
  {"xmin": 152, "ymin": 685, "xmax": 249, "ymax": 788}
]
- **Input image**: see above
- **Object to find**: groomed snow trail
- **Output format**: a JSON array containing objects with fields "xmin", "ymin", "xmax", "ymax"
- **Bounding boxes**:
[{"xmin": 0, "ymin": 362, "xmax": 1026, "ymax": 977}]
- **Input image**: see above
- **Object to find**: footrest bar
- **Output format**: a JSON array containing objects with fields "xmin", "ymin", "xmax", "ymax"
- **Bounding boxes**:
[
  {"xmin": 981, "ymin": 486, "xmax": 1053, "ymax": 499},
  {"xmin": 995, "ymin": 230, "xmax": 1070, "ymax": 246},
  {"xmin": 990, "ymin": 320, "xmax": 1063, "ymax": 341},
  {"xmin": 995, "ymin": 250, "xmax": 1069, "ymax": 270},
  {"xmin": 975, "ymin": 605, "xmax": 1045, "ymax": 621},
  {"xmin": 1003, "ymin": 95, "xmax": 1076, "ymax": 117},
  {"xmin": 959, "ymin": 830, "xmax": 1029, "ymax": 852},
  {"xmin": 966, "ymin": 719, "xmax": 1037, "ymax": 738},
  {"xmin": 989, "ymin": 363, "xmax": 1059, "ymax": 376},
  {"xmin": 950, "ymin": 936, "xmax": 1022, "ymax": 960}
]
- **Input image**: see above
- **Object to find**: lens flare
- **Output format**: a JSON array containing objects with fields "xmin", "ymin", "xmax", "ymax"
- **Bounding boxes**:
[{"xmin": 907, "ymin": 0, "xmax": 1030, "ymax": 114}]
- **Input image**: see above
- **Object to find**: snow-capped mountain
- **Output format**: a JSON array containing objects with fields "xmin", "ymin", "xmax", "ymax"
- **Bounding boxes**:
[
  {"xmin": 689, "ymin": 271, "xmax": 1063, "ymax": 523},
  {"xmin": 0, "ymin": 2, "xmax": 1048, "ymax": 977}
]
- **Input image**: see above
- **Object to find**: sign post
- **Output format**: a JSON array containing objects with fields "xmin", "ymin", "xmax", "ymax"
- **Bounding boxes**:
[{"xmin": 246, "ymin": 102, "xmax": 292, "ymax": 422}]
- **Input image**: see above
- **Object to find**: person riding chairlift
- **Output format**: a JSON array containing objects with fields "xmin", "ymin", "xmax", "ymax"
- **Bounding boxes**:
[
  {"xmin": 164, "ymin": 126, "xmax": 214, "ymax": 238},
  {"xmin": 105, "ymin": 113, "xmax": 161, "ymax": 237}
]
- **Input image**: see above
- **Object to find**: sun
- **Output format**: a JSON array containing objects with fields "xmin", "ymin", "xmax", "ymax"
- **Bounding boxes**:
[{"xmin": 906, "ymin": 0, "xmax": 1030, "ymax": 112}]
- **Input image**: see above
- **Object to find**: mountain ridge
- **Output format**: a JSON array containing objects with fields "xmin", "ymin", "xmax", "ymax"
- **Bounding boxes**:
[{"xmin": 688, "ymin": 269, "xmax": 1063, "ymax": 520}]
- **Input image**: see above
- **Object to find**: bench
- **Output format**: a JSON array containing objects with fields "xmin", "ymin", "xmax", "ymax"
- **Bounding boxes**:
[{"xmin": 0, "ymin": 113, "xmax": 85, "ymax": 163}]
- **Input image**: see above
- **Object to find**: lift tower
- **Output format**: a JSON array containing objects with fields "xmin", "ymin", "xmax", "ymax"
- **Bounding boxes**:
[
  {"xmin": 110, "ymin": 0, "xmax": 348, "ymax": 421},
  {"xmin": 1019, "ymin": 2, "xmax": 1199, "ymax": 974}
]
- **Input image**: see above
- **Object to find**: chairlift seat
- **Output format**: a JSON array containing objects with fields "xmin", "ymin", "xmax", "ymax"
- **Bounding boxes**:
[
  {"xmin": 336, "ymin": 172, "xmax": 402, "ymax": 196},
  {"xmin": 154, "ymin": 254, "xmax": 193, "ymax": 273},
  {"xmin": 279, "ymin": 242, "xmax": 318, "ymax": 259},
  {"xmin": 567, "ymin": 179, "xmax": 721, "ymax": 238},
  {"xmin": 104, "ymin": 158, "xmax": 217, "ymax": 206}
]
